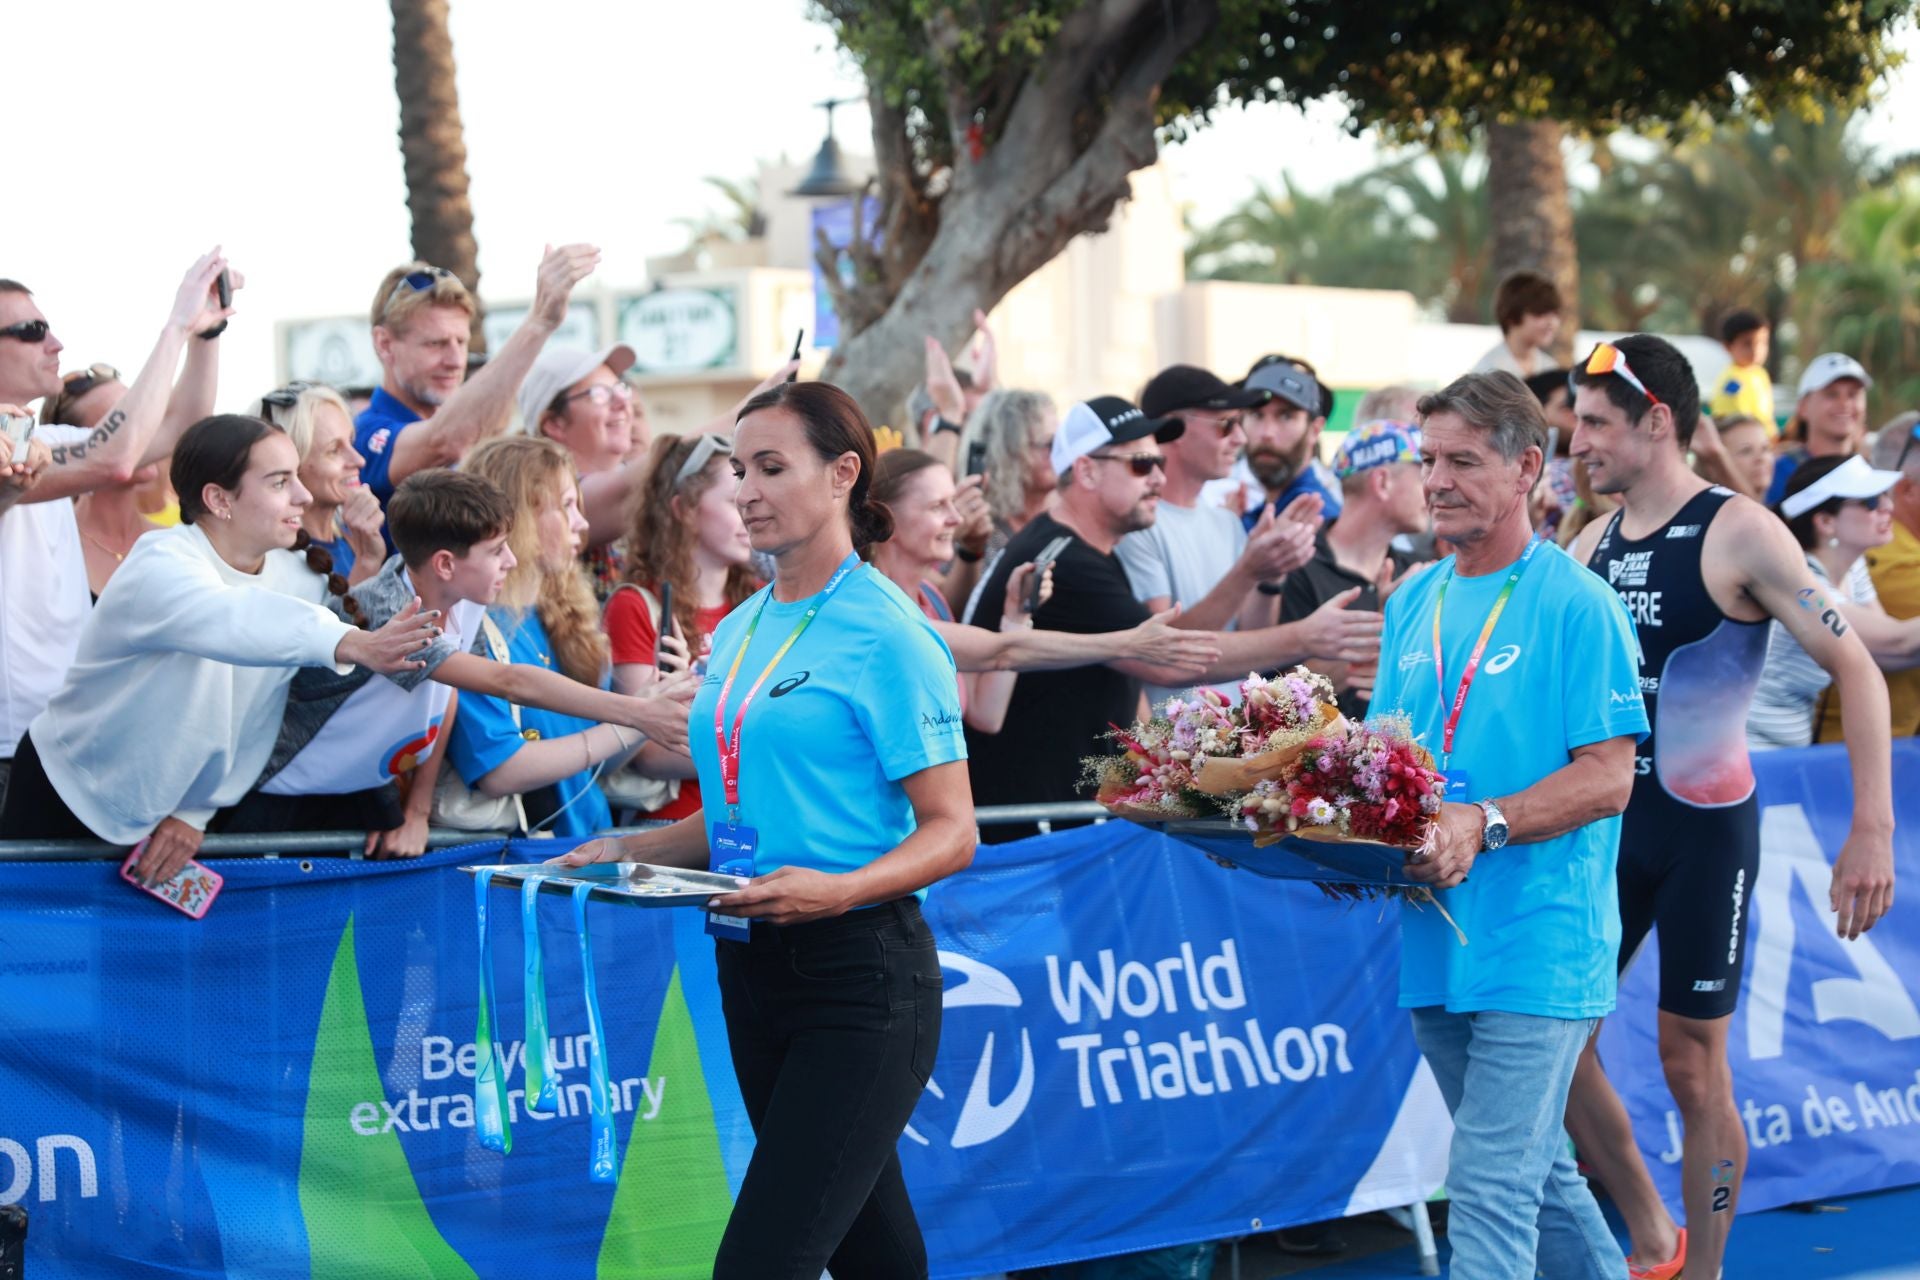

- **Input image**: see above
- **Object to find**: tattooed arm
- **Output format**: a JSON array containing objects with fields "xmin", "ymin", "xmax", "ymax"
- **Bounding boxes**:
[{"xmin": 29, "ymin": 251, "xmax": 234, "ymax": 503}]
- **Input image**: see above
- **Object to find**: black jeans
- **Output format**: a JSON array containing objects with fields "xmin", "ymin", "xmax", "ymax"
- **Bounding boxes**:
[
  {"xmin": 0, "ymin": 731, "xmax": 93, "ymax": 839},
  {"xmin": 713, "ymin": 897, "xmax": 943, "ymax": 1280}
]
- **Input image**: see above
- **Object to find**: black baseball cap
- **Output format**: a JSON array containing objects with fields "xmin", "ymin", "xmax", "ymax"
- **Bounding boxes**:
[
  {"xmin": 1052, "ymin": 395, "xmax": 1186, "ymax": 474},
  {"xmin": 1140, "ymin": 364, "xmax": 1271, "ymax": 418}
]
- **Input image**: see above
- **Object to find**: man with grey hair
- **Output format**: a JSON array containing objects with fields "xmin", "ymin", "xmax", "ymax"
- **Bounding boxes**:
[
  {"xmin": 1817, "ymin": 411, "xmax": 1920, "ymax": 740},
  {"xmin": 1352, "ymin": 384, "xmax": 1422, "ymax": 423},
  {"xmin": 1368, "ymin": 369, "xmax": 1647, "ymax": 1279}
]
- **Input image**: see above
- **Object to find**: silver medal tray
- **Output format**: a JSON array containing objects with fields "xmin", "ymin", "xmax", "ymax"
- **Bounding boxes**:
[{"xmin": 458, "ymin": 861, "xmax": 746, "ymax": 908}]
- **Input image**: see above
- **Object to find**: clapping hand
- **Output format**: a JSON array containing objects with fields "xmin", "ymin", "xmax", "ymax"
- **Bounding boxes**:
[
  {"xmin": 969, "ymin": 309, "xmax": 998, "ymax": 394},
  {"xmin": 340, "ymin": 486, "xmax": 386, "ymax": 564}
]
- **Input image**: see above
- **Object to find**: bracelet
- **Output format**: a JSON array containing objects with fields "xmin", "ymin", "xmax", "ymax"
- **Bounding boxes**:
[
  {"xmin": 956, "ymin": 544, "xmax": 983, "ymax": 563},
  {"xmin": 1257, "ymin": 580, "xmax": 1286, "ymax": 596},
  {"xmin": 197, "ymin": 321, "xmax": 228, "ymax": 341},
  {"xmin": 933, "ymin": 416, "xmax": 964, "ymax": 436},
  {"xmin": 609, "ymin": 725, "xmax": 633, "ymax": 753}
]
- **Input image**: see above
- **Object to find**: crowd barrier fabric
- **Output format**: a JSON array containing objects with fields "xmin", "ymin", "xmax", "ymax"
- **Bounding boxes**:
[
  {"xmin": 1598, "ymin": 739, "xmax": 1920, "ymax": 1217},
  {"xmin": 1, "ymin": 742, "xmax": 1914, "ymax": 1276}
]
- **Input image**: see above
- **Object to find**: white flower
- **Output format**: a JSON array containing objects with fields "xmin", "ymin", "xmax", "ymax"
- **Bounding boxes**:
[{"xmin": 1306, "ymin": 797, "xmax": 1337, "ymax": 824}]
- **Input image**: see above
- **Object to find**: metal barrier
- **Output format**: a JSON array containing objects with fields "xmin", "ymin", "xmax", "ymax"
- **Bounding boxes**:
[{"xmin": 0, "ymin": 802, "xmax": 1114, "ymax": 861}]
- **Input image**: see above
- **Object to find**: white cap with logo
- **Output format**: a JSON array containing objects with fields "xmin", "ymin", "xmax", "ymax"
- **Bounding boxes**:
[
  {"xmin": 1796, "ymin": 352, "xmax": 1873, "ymax": 400},
  {"xmin": 1051, "ymin": 395, "xmax": 1185, "ymax": 476}
]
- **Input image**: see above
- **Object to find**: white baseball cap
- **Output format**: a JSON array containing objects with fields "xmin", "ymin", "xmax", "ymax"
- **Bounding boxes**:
[
  {"xmin": 1780, "ymin": 454, "xmax": 1902, "ymax": 519},
  {"xmin": 1796, "ymin": 352, "xmax": 1873, "ymax": 400},
  {"xmin": 1051, "ymin": 395, "xmax": 1185, "ymax": 476},
  {"xmin": 516, "ymin": 344, "xmax": 636, "ymax": 433}
]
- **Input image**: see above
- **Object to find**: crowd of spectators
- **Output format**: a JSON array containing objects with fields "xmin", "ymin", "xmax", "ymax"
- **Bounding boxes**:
[{"xmin": 1, "ymin": 255, "xmax": 1917, "ymax": 875}]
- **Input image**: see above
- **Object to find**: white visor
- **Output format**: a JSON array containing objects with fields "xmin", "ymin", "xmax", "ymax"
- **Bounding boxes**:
[{"xmin": 1780, "ymin": 454, "xmax": 1902, "ymax": 519}]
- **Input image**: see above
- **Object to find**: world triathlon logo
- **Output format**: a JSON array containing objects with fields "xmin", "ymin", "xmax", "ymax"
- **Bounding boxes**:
[
  {"xmin": 904, "ymin": 953, "xmax": 1035, "ymax": 1151},
  {"xmin": 381, "ymin": 722, "xmax": 443, "ymax": 777}
]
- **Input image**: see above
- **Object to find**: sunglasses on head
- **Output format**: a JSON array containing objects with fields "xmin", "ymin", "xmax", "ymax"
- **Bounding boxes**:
[
  {"xmin": 1899, "ymin": 423, "xmax": 1920, "ymax": 472},
  {"xmin": 1577, "ymin": 342, "xmax": 1663, "ymax": 408},
  {"xmin": 380, "ymin": 267, "xmax": 455, "ymax": 318},
  {"xmin": 0, "ymin": 319, "xmax": 51, "ymax": 344},
  {"xmin": 258, "ymin": 381, "xmax": 321, "ymax": 424},
  {"xmin": 673, "ymin": 433, "xmax": 733, "ymax": 488},
  {"xmin": 1089, "ymin": 451, "xmax": 1165, "ymax": 477}
]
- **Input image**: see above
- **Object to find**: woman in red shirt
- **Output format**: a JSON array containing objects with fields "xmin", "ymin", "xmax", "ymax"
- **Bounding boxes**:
[
  {"xmin": 867, "ymin": 449, "xmax": 1217, "ymax": 732},
  {"xmin": 603, "ymin": 432, "xmax": 760, "ymax": 818}
]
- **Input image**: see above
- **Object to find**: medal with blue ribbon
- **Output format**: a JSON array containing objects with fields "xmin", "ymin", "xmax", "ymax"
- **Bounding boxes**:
[
  {"xmin": 472, "ymin": 868, "xmax": 513, "ymax": 1154},
  {"xmin": 521, "ymin": 877, "xmax": 558, "ymax": 1114},
  {"xmin": 571, "ymin": 883, "xmax": 617, "ymax": 1182}
]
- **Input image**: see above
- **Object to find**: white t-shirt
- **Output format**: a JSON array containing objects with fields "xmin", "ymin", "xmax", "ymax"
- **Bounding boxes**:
[
  {"xmin": 0, "ymin": 426, "xmax": 94, "ymax": 757},
  {"xmin": 263, "ymin": 565, "xmax": 484, "ymax": 796},
  {"xmin": 1116, "ymin": 498, "xmax": 1248, "ymax": 708},
  {"xmin": 30, "ymin": 523, "xmax": 354, "ymax": 843},
  {"xmin": 1746, "ymin": 556, "xmax": 1877, "ymax": 750}
]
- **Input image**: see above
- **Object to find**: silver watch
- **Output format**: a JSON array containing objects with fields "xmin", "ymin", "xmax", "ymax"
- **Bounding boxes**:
[{"xmin": 1476, "ymin": 798, "xmax": 1509, "ymax": 851}]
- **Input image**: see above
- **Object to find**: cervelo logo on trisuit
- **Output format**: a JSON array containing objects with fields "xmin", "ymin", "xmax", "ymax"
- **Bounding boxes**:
[
  {"xmin": 1483, "ymin": 645, "xmax": 1521, "ymax": 675},
  {"xmin": 904, "ymin": 953, "xmax": 1036, "ymax": 1151}
]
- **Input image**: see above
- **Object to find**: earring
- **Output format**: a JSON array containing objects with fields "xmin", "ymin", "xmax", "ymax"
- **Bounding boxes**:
[{"xmin": 1829, "ymin": 536, "xmax": 1840, "ymax": 547}]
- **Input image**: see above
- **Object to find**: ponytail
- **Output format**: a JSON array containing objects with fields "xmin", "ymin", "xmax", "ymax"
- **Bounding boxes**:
[{"xmin": 292, "ymin": 530, "xmax": 370, "ymax": 628}]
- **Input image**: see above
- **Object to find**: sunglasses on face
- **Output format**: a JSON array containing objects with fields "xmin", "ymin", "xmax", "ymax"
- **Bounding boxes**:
[
  {"xmin": 1090, "ymin": 451, "xmax": 1166, "ymax": 477},
  {"xmin": 1841, "ymin": 493, "xmax": 1894, "ymax": 512},
  {"xmin": 1577, "ymin": 342, "xmax": 1663, "ymax": 408},
  {"xmin": 0, "ymin": 319, "xmax": 51, "ymax": 344},
  {"xmin": 380, "ymin": 267, "xmax": 455, "ymax": 318},
  {"xmin": 1186, "ymin": 412, "xmax": 1244, "ymax": 435}
]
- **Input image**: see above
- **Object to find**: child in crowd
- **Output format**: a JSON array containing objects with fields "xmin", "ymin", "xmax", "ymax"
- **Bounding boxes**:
[
  {"xmin": 603, "ymin": 431, "xmax": 760, "ymax": 821},
  {"xmin": 223, "ymin": 467, "xmax": 694, "ymax": 852},
  {"xmin": 1710, "ymin": 309, "xmax": 1775, "ymax": 432},
  {"xmin": 0, "ymin": 415, "xmax": 439, "ymax": 885},
  {"xmin": 446, "ymin": 436, "xmax": 678, "ymax": 838}
]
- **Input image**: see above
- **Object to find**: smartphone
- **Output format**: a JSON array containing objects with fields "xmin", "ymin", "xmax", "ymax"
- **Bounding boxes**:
[
  {"xmin": 1025, "ymin": 535, "xmax": 1072, "ymax": 615},
  {"xmin": 216, "ymin": 268, "xmax": 232, "ymax": 310},
  {"xmin": 1, "ymin": 414, "xmax": 34, "ymax": 465},
  {"xmin": 785, "ymin": 328, "xmax": 804, "ymax": 382},
  {"xmin": 120, "ymin": 841, "xmax": 224, "ymax": 919},
  {"xmin": 965, "ymin": 439, "xmax": 988, "ymax": 477},
  {"xmin": 655, "ymin": 581, "xmax": 675, "ymax": 669}
]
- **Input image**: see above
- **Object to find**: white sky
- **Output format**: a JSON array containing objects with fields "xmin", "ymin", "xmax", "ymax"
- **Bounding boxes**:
[{"xmin": 11, "ymin": 1, "xmax": 1917, "ymax": 409}]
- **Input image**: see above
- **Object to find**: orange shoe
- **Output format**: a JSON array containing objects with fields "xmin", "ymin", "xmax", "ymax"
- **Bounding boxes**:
[{"xmin": 1628, "ymin": 1227, "xmax": 1687, "ymax": 1280}]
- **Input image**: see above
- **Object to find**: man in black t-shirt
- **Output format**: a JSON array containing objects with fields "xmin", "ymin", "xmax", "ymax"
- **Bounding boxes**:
[
  {"xmin": 1279, "ymin": 420, "xmax": 1428, "ymax": 717},
  {"xmin": 967, "ymin": 397, "xmax": 1386, "ymax": 840}
]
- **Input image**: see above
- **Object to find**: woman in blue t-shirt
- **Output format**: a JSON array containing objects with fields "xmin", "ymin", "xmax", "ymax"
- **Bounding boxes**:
[
  {"xmin": 446, "ymin": 437, "xmax": 651, "ymax": 838},
  {"xmin": 559, "ymin": 382, "xmax": 974, "ymax": 1280}
]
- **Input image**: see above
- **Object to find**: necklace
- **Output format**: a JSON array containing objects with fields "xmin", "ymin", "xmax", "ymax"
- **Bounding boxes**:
[{"xmin": 78, "ymin": 524, "xmax": 140, "ymax": 563}]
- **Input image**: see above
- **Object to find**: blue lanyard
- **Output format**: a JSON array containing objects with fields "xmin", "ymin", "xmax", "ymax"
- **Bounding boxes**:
[
  {"xmin": 520, "ymin": 877, "xmax": 558, "ymax": 1114},
  {"xmin": 472, "ymin": 869, "xmax": 513, "ymax": 1154},
  {"xmin": 571, "ymin": 883, "xmax": 617, "ymax": 1183}
]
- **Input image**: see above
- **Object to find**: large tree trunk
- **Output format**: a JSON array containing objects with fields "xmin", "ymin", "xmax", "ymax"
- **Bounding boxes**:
[
  {"xmin": 1487, "ymin": 121, "xmax": 1578, "ymax": 364},
  {"xmin": 818, "ymin": 0, "xmax": 1219, "ymax": 422},
  {"xmin": 390, "ymin": 0, "xmax": 485, "ymax": 351}
]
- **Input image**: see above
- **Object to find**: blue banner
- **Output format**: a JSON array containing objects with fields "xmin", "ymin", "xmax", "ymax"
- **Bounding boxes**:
[
  {"xmin": 2, "ymin": 741, "xmax": 1915, "ymax": 1276},
  {"xmin": 1598, "ymin": 740, "xmax": 1920, "ymax": 1216}
]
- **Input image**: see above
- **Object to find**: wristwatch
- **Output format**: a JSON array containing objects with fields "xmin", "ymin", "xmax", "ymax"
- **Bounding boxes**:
[
  {"xmin": 932, "ymin": 416, "xmax": 965, "ymax": 436},
  {"xmin": 1476, "ymin": 798, "xmax": 1509, "ymax": 852}
]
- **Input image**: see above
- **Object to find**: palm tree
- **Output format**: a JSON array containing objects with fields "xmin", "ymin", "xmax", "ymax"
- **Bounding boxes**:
[
  {"xmin": 672, "ymin": 176, "xmax": 768, "ymax": 251},
  {"xmin": 1809, "ymin": 176, "xmax": 1920, "ymax": 413},
  {"xmin": 389, "ymin": 0, "xmax": 483, "ymax": 347},
  {"xmin": 1184, "ymin": 172, "xmax": 1417, "ymax": 288},
  {"xmin": 1362, "ymin": 150, "xmax": 1492, "ymax": 323}
]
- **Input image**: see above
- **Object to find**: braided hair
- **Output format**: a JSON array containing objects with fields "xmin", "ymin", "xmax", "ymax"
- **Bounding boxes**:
[{"xmin": 291, "ymin": 529, "xmax": 370, "ymax": 627}]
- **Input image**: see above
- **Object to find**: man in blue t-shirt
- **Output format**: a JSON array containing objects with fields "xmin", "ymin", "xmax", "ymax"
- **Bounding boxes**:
[
  {"xmin": 1369, "ymin": 370, "xmax": 1647, "ymax": 1279},
  {"xmin": 355, "ymin": 246, "xmax": 602, "ymax": 520}
]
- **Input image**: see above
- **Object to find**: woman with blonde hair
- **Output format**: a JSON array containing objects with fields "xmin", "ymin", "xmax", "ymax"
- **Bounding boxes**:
[
  {"xmin": 252, "ymin": 381, "xmax": 387, "ymax": 585},
  {"xmin": 603, "ymin": 431, "xmax": 761, "ymax": 820},
  {"xmin": 445, "ymin": 436, "xmax": 687, "ymax": 837}
]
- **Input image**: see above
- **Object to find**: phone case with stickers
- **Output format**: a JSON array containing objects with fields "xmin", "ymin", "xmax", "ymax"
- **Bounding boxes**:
[{"xmin": 120, "ymin": 842, "xmax": 224, "ymax": 919}]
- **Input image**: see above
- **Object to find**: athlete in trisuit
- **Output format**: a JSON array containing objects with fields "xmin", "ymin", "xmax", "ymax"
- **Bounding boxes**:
[{"xmin": 1563, "ymin": 334, "xmax": 1896, "ymax": 1280}]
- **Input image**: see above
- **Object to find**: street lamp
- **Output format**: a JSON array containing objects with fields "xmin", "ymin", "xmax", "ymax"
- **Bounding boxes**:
[{"xmin": 790, "ymin": 97, "xmax": 865, "ymax": 197}]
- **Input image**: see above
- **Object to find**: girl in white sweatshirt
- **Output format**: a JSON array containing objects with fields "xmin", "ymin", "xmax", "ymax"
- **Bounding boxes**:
[{"xmin": 0, "ymin": 414, "xmax": 440, "ymax": 884}]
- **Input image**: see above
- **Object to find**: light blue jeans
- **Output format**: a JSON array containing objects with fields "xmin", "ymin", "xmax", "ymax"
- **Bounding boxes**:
[{"xmin": 1410, "ymin": 1007, "xmax": 1625, "ymax": 1280}]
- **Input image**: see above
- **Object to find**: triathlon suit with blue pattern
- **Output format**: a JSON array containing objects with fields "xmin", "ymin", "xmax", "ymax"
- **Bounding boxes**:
[{"xmin": 1587, "ymin": 486, "xmax": 1769, "ymax": 1019}]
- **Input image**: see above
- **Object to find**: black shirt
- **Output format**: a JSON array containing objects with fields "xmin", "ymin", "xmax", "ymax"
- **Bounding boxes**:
[
  {"xmin": 965, "ymin": 513, "xmax": 1150, "ymax": 841},
  {"xmin": 1277, "ymin": 527, "xmax": 1415, "ymax": 720}
]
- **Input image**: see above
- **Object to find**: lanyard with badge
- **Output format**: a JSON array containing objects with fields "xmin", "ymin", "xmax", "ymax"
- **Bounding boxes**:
[
  {"xmin": 706, "ymin": 552, "xmax": 862, "ymax": 940},
  {"xmin": 1430, "ymin": 537, "xmax": 1541, "ymax": 792}
]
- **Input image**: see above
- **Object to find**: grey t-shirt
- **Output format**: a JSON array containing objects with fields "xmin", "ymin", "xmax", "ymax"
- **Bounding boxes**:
[
  {"xmin": 256, "ymin": 555, "xmax": 480, "ymax": 790},
  {"xmin": 1116, "ymin": 499, "xmax": 1248, "ymax": 709}
]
